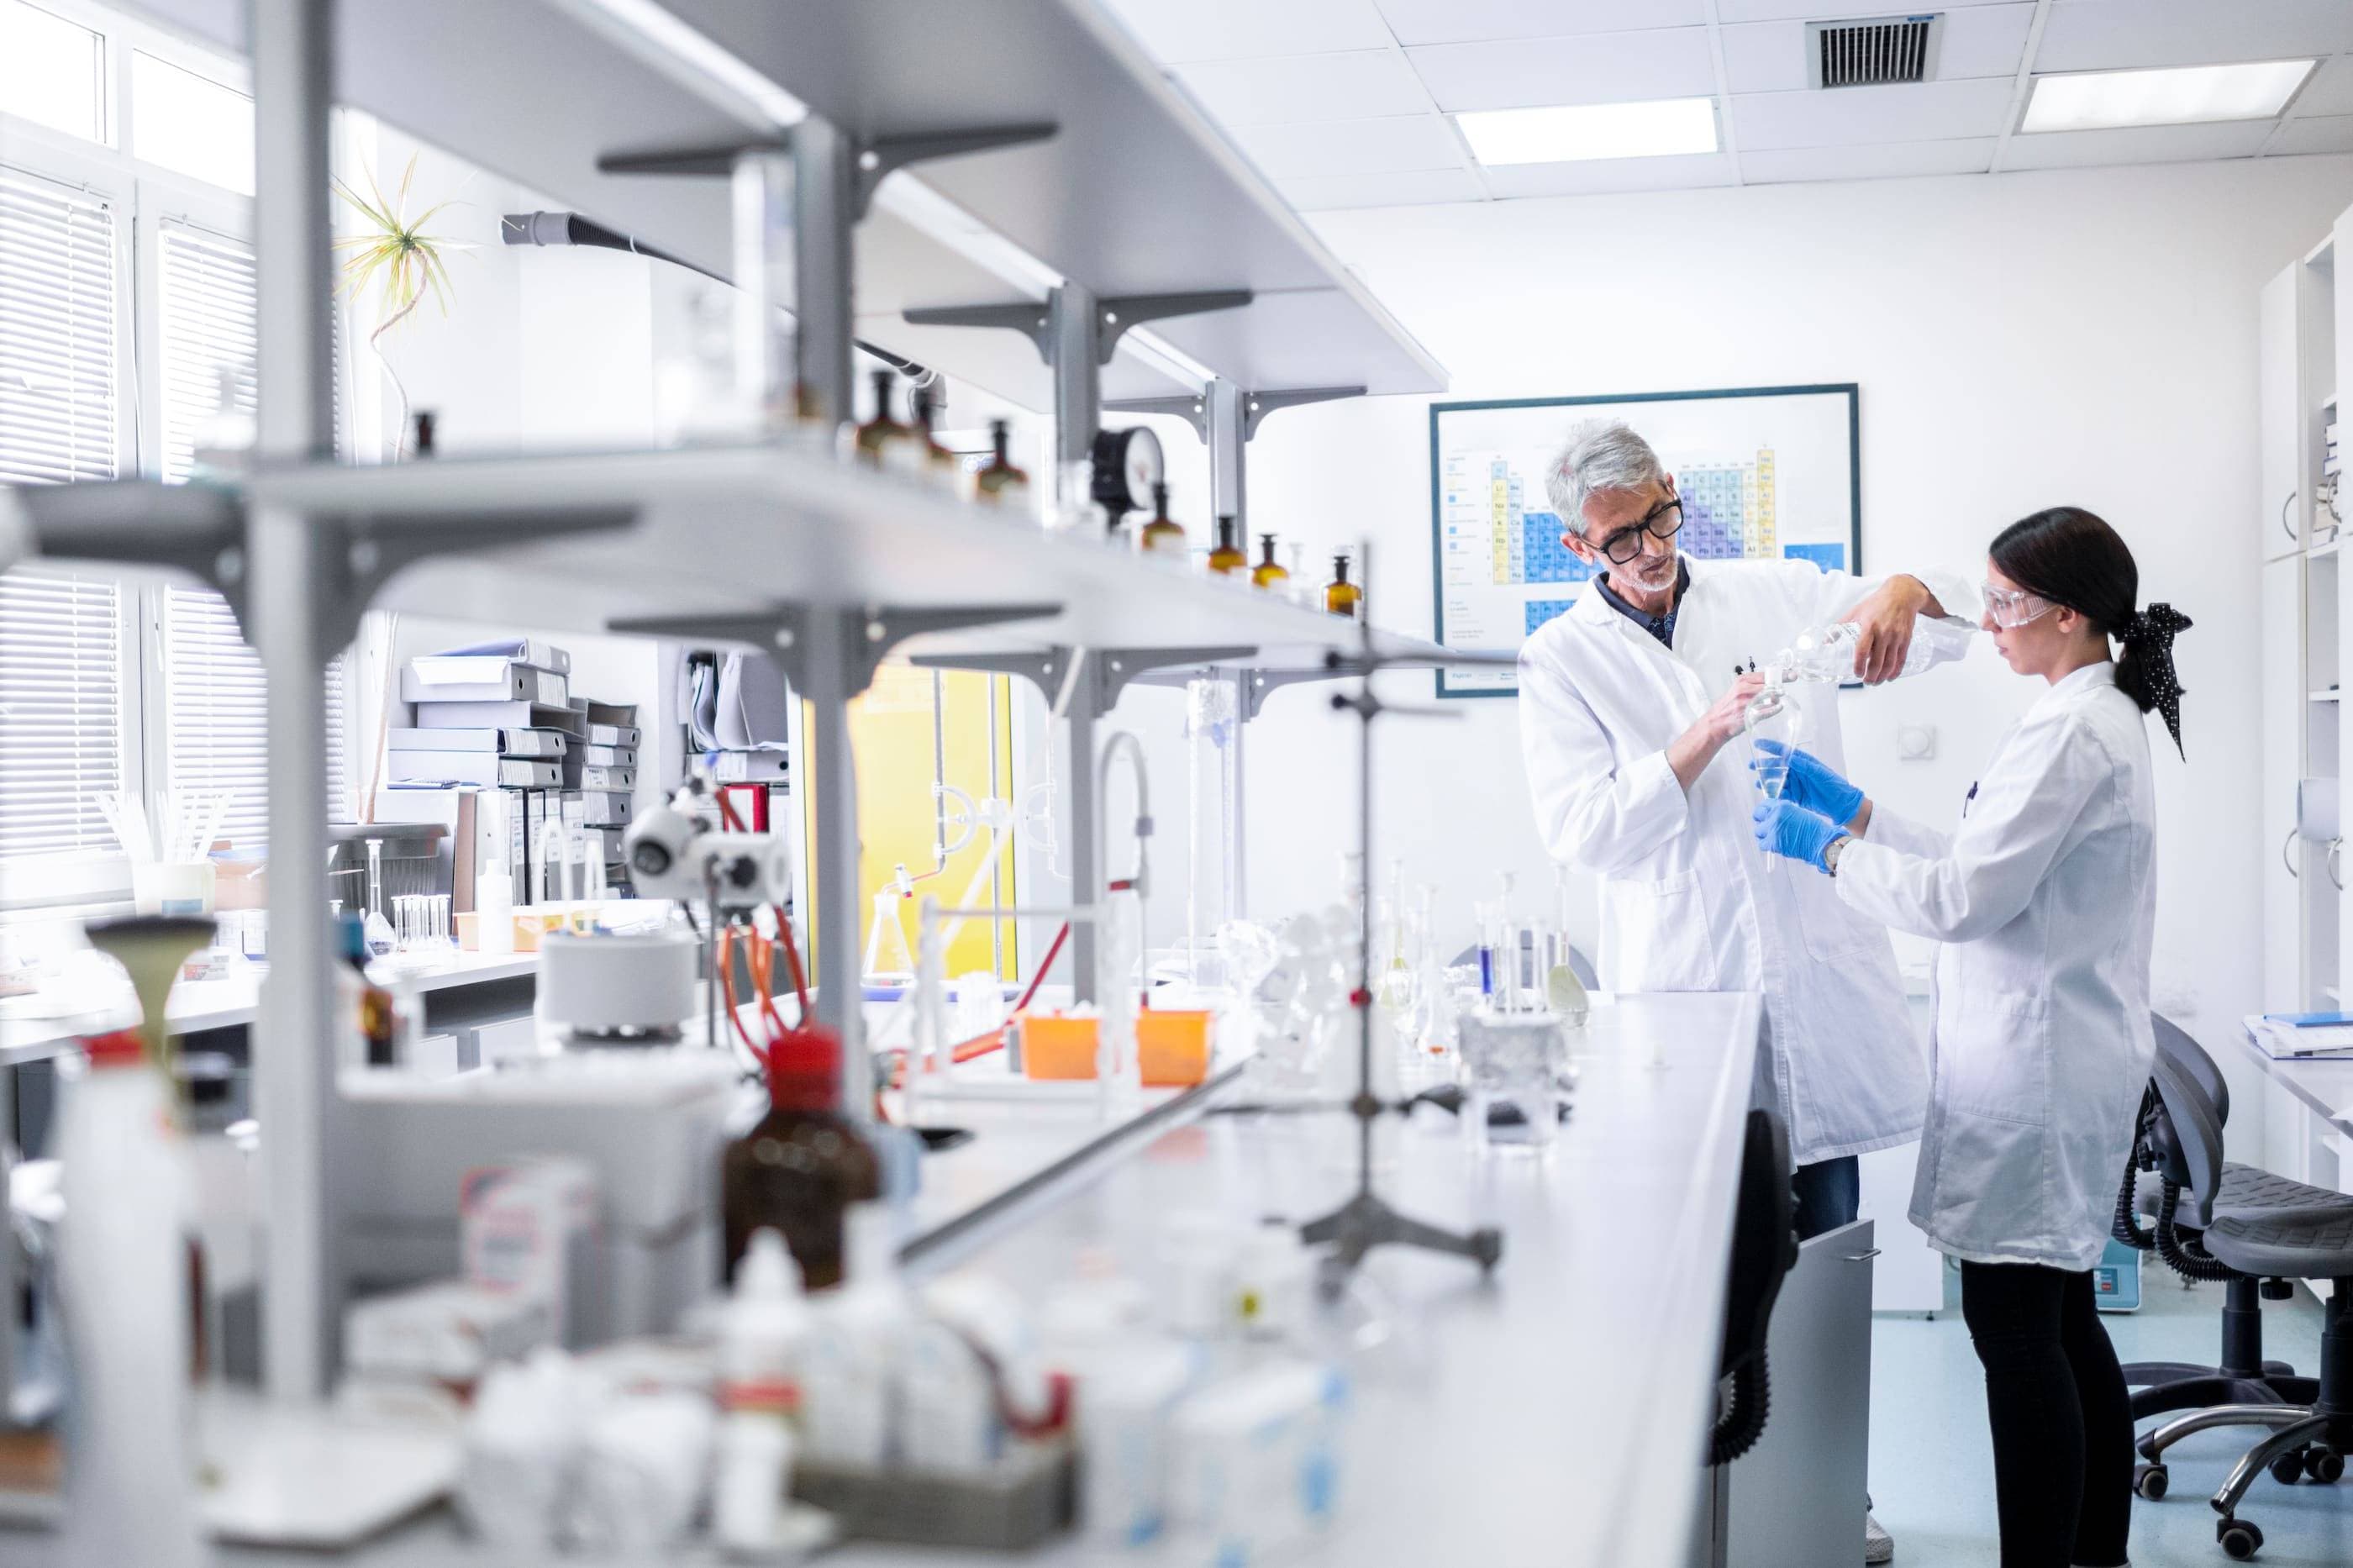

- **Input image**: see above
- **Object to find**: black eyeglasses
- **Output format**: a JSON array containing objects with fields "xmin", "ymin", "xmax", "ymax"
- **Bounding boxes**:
[{"xmin": 1593, "ymin": 497, "xmax": 1684, "ymax": 564}]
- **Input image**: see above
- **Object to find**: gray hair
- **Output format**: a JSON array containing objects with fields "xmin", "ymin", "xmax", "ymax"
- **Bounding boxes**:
[{"xmin": 1545, "ymin": 418, "xmax": 1666, "ymax": 536}]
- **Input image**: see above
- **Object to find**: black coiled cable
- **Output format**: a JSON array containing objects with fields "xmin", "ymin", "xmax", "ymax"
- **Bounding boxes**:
[
  {"xmin": 2152, "ymin": 1181, "xmax": 2237, "ymax": 1284},
  {"xmin": 1710, "ymin": 1358, "xmax": 1771, "ymax": 1465}
]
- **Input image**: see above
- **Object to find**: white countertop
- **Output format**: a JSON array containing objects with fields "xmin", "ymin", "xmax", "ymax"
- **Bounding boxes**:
[
  {"xmin": 45, "ymin": 990, "xmax": 1759, "ymax": 1568},
  {"xmin": 2236, "ymin": 1017, "xmax": 2353, "ymax": 1138},
  {"xmin": 0, "ymin": 951, "xmax": 540, "ymax": 1066}
]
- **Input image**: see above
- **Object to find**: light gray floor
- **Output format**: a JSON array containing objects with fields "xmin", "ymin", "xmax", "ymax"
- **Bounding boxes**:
[{"xmin": 1869, "ymin": 1267, "xmax": 2350, "ymax": 1567}]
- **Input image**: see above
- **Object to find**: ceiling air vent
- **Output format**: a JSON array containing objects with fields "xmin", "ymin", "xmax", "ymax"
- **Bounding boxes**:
[{"xmin": 1805, "ymin": 13, "xmax": 1943, "ymax": 89}]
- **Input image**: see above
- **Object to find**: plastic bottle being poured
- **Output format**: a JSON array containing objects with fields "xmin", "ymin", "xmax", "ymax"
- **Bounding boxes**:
[{"xmin": 1744, "ymin": 619, "xmax": 1937, "ymax": 728}]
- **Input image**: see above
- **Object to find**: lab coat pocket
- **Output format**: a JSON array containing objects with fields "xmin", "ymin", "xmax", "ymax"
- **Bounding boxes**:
[
  {"xmin": 1791, "ymin": 872, "xmax": 1873, "ymax": 962},
  {"xmin": 1929, "ymin": 1104, "xmax": 2048, "ymax": 1245},
  {"xmin": 1938, "ymin": 992, "xmax": 2050, "ymax": 1128},
  {"xmin": 1602, "ymin": 869, "xmax": 1714, "ymax": 992}
]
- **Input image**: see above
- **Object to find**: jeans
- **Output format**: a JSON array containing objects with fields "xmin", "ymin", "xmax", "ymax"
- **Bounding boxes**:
[
  {"xmin": 1791, "ymin": 1154, "xmax": 1861, "ymax": 1241},
  {"xmin": 1959, "ymin": 1262, "xmax": 2133, "ymax": 1568}
]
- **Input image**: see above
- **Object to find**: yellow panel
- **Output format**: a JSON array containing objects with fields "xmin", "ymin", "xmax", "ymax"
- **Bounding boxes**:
[{"xmin": 803, "ymin": 666, "xmax": 1017, "ymax": 983}]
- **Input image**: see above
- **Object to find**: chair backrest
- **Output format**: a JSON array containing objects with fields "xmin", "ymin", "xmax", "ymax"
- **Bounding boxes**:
[
  {"xmin": 2151, "ymin": 1013, "xmax": 2229, "ymax": 1129},
  {"xmin": 2150, "ymin": 1046, "xmax": 2228, "ymax": 1217}
]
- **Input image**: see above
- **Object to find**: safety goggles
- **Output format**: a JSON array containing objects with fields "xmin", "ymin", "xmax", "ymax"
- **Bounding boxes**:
[
  {"xmin": 1592, "ymin": 497, "xmax": 1684, "ymax": 564},
  {"xmin": 1981, "ymin": 581, "xmax": 2056, "ymax": 629}
]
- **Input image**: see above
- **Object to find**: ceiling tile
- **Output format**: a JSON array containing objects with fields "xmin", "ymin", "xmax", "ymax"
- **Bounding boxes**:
[
  {"xmin": 1999, "ymin": 118, "xmax": 2277, "ymax": 171},
  {"xmin": 2297, "ymin": 55, "xmax": 2353, "ymax": 118},
  {"xmin": 1733, "ymin": 77, "xmax": 2016, "ymax": 150},
  {"xmin": 1372, "ymin": 0, "xmax": 1704, "ymax": 47},
  {"xmin": 1228, "ymin": 113, "xmax": 1466, "ymax": 178},
  {"xmin": 1718, "ymin": 0, "xmax": 2021, "ymax": 22},
  {"xmin": 1098, "ymin": 0, "xmax": 1392, "ymax": 64},
  {"xmin": 1721, "ymin": 24, "xmax": 1808, "ymax": 95},
  {"xmin": 1479, "ymin": 150, "xmax": 1740, "ymax": 198},
  {"xmin": 2270, "ymin": 114, "xmax": 2353, "ymax": 157},
  {"xmin": 1741, "ymin": 137, "xmax": 1998, "ymax": 184},
  {"xmin": 1277, "ymin": 166, "xmax": 1487, "ymax": 211},
  {"xmin": 1938, "ymin": 4, "xmax": 2040, "ymax": 80},
  {"xmin": 1406, "ymin": 28, "xmax": 1718, "ymax": 112},
  {"xmin": 1176, "ymin": 50, "xmax": 1431, "ymax": 126},
  {"xmin": 2032, "ymin": 0, "xmax": 2353, "ymax": 73}
]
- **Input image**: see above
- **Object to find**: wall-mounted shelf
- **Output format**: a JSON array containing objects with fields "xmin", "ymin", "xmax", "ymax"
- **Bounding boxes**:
[
  {"xmin": 114, "ymin": 0, "xmax": 1442, "ymax": 414},
  {"xmin": 2313, "ymin": 690, "xmax": 2343, "ymax": 702}
]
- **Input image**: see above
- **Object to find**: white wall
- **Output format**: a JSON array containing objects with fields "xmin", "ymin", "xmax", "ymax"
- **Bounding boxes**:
[{"xmin": 1227, "ymin": 156, "xmax": 2353, "ymax": 1117}]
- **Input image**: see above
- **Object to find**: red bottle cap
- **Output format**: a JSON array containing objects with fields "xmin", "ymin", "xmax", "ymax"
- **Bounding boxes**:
[
  {"xmin": 83, "ymin": 1028, "xmax": 145, "ymax": 1067},
  {"xmin": 765, "ymin": 1023, "xmax": 842, "ymax": 1110}
]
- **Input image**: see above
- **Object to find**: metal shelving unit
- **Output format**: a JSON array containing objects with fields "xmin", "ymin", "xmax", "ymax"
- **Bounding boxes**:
[{"xmin": 24, "ymin": 0, "xmax": 1472, "ymax": 1430}]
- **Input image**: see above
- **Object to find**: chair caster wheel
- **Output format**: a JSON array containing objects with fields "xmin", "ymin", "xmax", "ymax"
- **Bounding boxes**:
[
  {"xmin": 2219, "ymin": 1517, "xmax": 2265, "ymax": 1560},
  {"xmin": 2306, "ymin": 1444, "xmax": 2345, "ymax": 1484},
  {"xmin": 2268, "ymin": 1449, "xmax": 2308, "ymax": 1486},
  {"xmin": 2134, "ymin": 1461, "xmax": 2169, "ymax": 1500}
]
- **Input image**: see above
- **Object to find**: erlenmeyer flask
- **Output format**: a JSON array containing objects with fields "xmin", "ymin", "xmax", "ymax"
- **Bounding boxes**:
[{"xmin": 862, "ymin": 890, "xmax": 915, "ymax": 986}]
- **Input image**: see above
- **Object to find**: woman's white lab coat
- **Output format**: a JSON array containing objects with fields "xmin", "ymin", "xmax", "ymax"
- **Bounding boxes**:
[
  {"xmin": 1832, "ymin": 661, "xmax": 2157, "ymax": 1271},
  {"xmin": 1518, "ymin": 556, "xmax": 1977, "ymax": 1165}
]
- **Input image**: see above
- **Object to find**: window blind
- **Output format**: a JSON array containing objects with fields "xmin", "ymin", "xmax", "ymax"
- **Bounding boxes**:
[
  {"xmin": 0, "ymin": 165, "xmax": 118, "ymax": 485},
  {"xmin": 157, "ymin": 218, "xmax": 255, "ymax": 484},
  {"xmin": 0, "ymin": 571, "xmax": 125, "ymax": 861}
]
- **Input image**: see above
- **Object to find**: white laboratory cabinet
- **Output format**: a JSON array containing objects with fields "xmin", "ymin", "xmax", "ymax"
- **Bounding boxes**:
[{"xmin": 2256, "ymin": 220, "xmax": 2353, "ymax": 1203}]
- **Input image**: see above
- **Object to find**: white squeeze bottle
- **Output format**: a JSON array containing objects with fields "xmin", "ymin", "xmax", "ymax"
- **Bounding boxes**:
[
  {"xmin": 58, "ymin": 1029, "xmax": 208, "ymax": 1568},
  {"xmin": 476, "ymin": 792, "xmax": 515, "ymax": 957},
  {"xmin": 713, "ymin": 1229, "xmax": 808, "ymax": 1554}
]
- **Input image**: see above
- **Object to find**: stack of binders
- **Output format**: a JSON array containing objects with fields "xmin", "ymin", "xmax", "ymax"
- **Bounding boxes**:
[{"xmin": 563, "ymin": 699, "xmax": 640, "ymax": 892}]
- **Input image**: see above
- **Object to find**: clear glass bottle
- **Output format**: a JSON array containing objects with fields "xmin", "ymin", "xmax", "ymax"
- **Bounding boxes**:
[
  {"xmin": 722, "ymin": 1026, "xmax": 883, "ymax": 1288},
  {"xmin": 1250, "ymin": 534, "xmax": 1289, "ymax": 592},
  {"xmin": 1324, "ymin": 552, "xmax": 1362, "ymax": 619},
  {"xmin": 1206, "ymin": 513, "xmax": 1247, "ymax": 576},
  {"xmin": 1139, "ymin": 481, "xmax": 1186, "ymax": 557},
  {"xmin": 972, "ymin": 418, "xmax": 1029, "ymax": 507},
  {"xmin": 362, "ymin": 839, "xmax": 396, "ymax": 958}
]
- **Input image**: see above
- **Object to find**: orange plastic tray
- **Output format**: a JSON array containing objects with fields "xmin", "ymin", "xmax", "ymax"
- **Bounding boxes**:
[{"xmin": 1014, "ymin": 1008, "xmax": 1213, "ymax": 1087}]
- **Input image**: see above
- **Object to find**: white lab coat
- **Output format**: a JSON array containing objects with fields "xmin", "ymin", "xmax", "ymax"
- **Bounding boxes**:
[
  {"xmin": 1833, "ymin": 661, "xmax": 2157, "ymax": 1271},
  {"xmin": 1519, "ymin": 556, "xmax": 1978, "ymax": 1165}
]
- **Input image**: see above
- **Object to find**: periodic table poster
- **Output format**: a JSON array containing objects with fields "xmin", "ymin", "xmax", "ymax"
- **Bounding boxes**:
[{"xmin": 1428, "ymin": 385, "xmax": 1861, "ymax": 697}]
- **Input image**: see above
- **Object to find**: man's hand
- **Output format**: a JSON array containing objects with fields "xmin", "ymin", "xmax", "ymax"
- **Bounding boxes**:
[
  {"xmin": 1839, "ymin": 574, "xmax": 1936, "ymax": 684},
  {"xmin": 1668, "ymin": 671, "xmax": 1765, "ymax": 792}
]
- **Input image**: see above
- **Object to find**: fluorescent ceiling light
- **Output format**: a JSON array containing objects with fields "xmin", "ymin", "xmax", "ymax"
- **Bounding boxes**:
[
  {"xmin": 1455, "ymin": 98, "xmax": 1718, "ymax": 166},
  {"xmin": 2021, "ymin": 60, "xmax": 2315, "ymax": 134}
]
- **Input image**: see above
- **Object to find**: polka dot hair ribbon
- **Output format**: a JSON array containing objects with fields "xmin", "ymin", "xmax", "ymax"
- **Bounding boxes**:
[{"xmin": 2119, "ymin": 602, "xmax": 2191, "ymax": 758}]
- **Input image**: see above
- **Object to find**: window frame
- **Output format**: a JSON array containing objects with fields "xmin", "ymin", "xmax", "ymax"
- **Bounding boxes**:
[{"xmin": 0, "ymin": 2, "xmax": 353, "ymax": 913}]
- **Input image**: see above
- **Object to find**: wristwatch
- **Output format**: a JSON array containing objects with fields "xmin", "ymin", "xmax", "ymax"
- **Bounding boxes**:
[{"xmin": 1824, "ymin": 834, "xmax": 1854, "ymax": 876}]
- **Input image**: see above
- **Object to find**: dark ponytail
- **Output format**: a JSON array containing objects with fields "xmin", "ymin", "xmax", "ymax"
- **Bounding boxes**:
[{"xmin": 1987, "ymin": 506, "xmax": 2190, "ymax": 757}]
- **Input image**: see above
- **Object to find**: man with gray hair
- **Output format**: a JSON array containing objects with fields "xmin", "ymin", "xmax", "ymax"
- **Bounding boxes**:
[{"xmin": 1519, "ymin": 418, "xmax": 1977, "ymax": 1564}]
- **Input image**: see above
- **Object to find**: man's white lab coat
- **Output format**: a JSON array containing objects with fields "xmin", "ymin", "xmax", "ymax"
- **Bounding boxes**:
[
  {"xmin": 1833, "ymin": 661, "xmax": 2158, "ymax": 1269},
  {"xmin": 1518, "ymin": 556, "xmax": 1977, "ymax": 1164}
]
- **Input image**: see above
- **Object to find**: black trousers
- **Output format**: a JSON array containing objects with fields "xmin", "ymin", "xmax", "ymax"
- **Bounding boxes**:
[{"xmin": 1958, "ymin": 1261, "xmax": 2133, "ymax": 1568}]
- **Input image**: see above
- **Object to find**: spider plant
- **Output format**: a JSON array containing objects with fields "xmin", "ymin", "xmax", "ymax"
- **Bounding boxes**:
[{"xmin": 332, "ymin": 154, "xmax": 470, "ymax": 459}]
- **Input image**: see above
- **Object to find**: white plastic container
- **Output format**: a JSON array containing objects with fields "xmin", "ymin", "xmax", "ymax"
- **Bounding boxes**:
[
  {"xmin": 795, "ymin": 1204, "xmax": 908, "ymax": 1469},
  {"xmin": 56, "ymin": 1035, "xmax": 208, "ymax": 1568},
  {"xmin": 713, "ymin": 1229, "xmax": 808, "ymax": 1552}
]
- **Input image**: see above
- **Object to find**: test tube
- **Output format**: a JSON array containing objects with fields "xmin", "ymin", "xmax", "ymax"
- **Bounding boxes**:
[{"xmin": 1474, "ymin": 900, "xmax": 1498, "ymax": 999}]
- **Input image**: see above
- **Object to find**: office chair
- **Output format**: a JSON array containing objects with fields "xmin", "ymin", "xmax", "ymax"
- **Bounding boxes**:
[
  {"xmin": 1712, "ymin": 1107, "xmax": 1798, "ymax": 1465},
  {"xmin": 2114, "ymin": 1018, "xmax": 2351, "ymax": 1434},
  {"xmin": 2138, "ymin": 1048, "xmax": 2353, "ymax": 1560}
]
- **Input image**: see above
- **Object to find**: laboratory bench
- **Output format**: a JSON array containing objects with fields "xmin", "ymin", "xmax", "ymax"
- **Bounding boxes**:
[
  {"xmin": 2237, "ymin": 1017, "xmax": 2353, "ymax": 1139},
  {"xmin": 0, "ymin": 991, "xmax": 1762, "ymax": 1568}
]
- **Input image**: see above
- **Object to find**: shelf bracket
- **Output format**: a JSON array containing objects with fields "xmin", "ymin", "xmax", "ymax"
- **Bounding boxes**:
[
  {"xmin": 912, "ymin": 644, "xmax": 1251, "ymax": 1002},
  {"xmin": 610, "ymin": 602, "xmax": 1061, "ymax": 701},
  {"xmin": 13, "ymin": 479, "xmax": 249, "ymax": 623},
  {"xmin": 907, "ymin": 287, "xmax": 1253, "ymax": 368},
  {"xmin": 600, "ymin": 118, "xmax": 1057, "ymax": 428},
  {"xmin": 1103, "ymin": 381, "xmax": 1366, "ymax": 531}
]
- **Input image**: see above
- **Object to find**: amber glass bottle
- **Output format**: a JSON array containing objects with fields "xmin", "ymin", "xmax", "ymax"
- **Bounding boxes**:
[
  {"xmin": 1207, "ymin": 514, "xmax": 1247, "ymax": 576},
  {"xmin": 854, "ymin": 369, "xmax": 914, "ymax": 469},
  {"xmin": 1324, "ymin": 554, "xmax": 1362, "ymax": 620},
  {"xmin": 973, "ymin": 418, "xmax": 1030, "ymax": 506},
  {"xmin": 1251, "ymin": 534, "xmax": 1289, "ymax": 592},
  {"xmin": 1139, "ymin": 481, "xmax": 1186, "ymax": 557},
  {"xmin": 721, "ymin": 1027, "xmax": 882, "ymax": 1288}
]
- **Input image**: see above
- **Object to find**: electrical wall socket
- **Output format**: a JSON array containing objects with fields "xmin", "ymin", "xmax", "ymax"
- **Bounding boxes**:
[{"xmin": 1896, "ymin": 723, "xmax": 1937, "ymax": 760}]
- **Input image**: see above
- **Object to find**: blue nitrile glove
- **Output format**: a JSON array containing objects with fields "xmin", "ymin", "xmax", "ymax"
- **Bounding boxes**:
[
  {"xmin": 1753, "ymin": 799, "xmax": 1845, "ymax": 872},
  {"xmin": 1750, "ymin": 739, "xmax": 1865, "ymax": 825}
]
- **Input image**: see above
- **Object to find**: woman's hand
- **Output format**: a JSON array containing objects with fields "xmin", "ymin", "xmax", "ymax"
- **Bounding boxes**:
[
  {"xmin": 1753, "ymin": 800, "xmax": 1846, "ymax": 871},
  {"xmin": 1750, "ymin": 739, "xmax": 1866, "ymax": 828}
]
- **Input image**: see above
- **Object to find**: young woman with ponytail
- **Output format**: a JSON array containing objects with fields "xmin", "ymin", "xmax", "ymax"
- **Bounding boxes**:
[{"xmin": 1750, "ymin": 506, "xmax": 2187, "ymax": 1568}]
